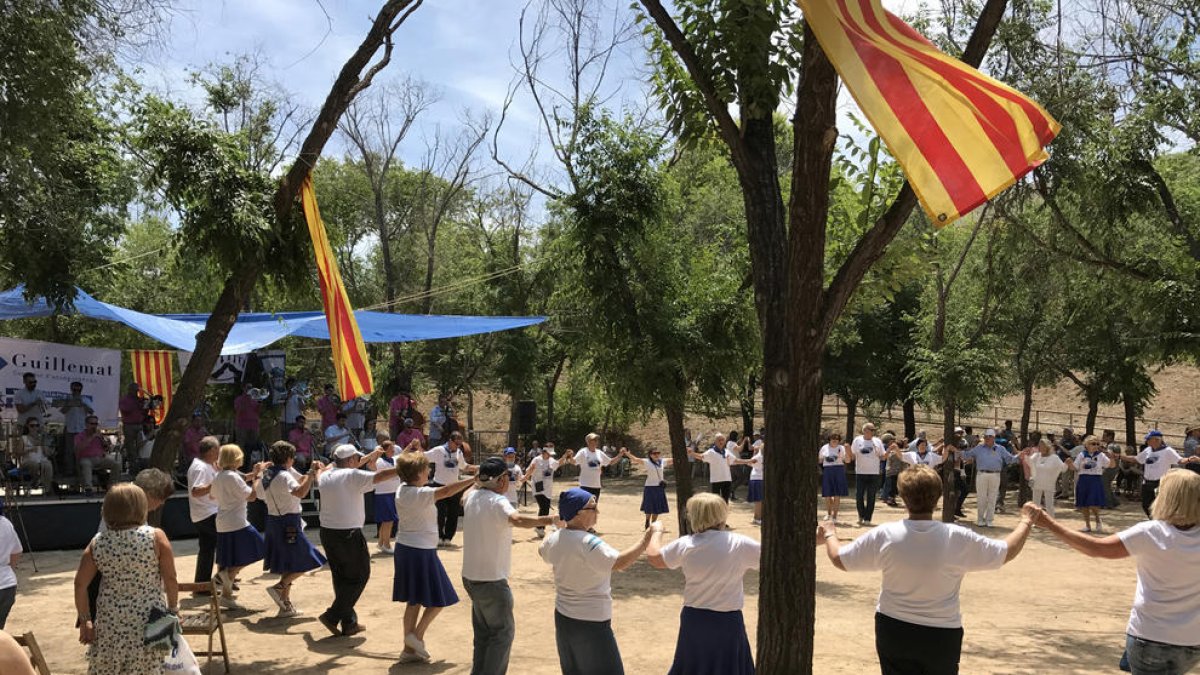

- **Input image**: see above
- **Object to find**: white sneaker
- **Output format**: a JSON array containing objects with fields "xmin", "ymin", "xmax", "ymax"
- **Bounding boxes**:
[
  {"xmin": 266, "ymin": 585, "xmax": 286, "ymax": 610},
  {"xmin": 404, "ymin": 632, "xmax": 430, "ymax": 660},
  {"xmin": 398, "ymin": 651, "xmax": 427, "ymax": 664},
  {"xmin": 277, "ymin": 603, "xmax": 300, "ymax": 618},
  {"xmin": 377, "ymin": 542, "xmax": 394, "ymax": 555},
  {"xmin": 213, "ymin": 570, "xmax": 234, "ymax": 597},
  {"xmin": 219, "ymin": 595, "xmax": 243, "ymax": 610}
]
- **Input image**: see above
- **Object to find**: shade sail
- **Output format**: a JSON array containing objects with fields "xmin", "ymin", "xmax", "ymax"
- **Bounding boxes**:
[{"xmin": 0, "ymin": 286, "xmax": 545, "ymax": 355}]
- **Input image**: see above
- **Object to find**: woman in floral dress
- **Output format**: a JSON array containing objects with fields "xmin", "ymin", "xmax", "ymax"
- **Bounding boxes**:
[{"xmin": 74, "ymin": 483, "xmax": 179, "ymax": 675}]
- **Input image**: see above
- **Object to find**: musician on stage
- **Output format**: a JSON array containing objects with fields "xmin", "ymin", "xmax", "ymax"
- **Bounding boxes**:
[
  {"xmin": 233, "ymin": 382, "xmax": 263, "ymax": 459},
  {"xmin": 13, "ymin": 372, "xmax": 48, "ymax": 427},
  {"xmin": 117, "ymin": 382, "xmax": 146, "ymax": 468}
]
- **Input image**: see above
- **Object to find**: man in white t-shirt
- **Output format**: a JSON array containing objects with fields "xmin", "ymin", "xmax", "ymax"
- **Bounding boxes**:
[
  {"xmin": 574, "ymin": 433, "xmax": 616, "ymax": 501},
  {"xmin": 186, "ymin": 436, "xmax": 222, "ymax": 586},
  {"xmin": 13, "ymin": 372, "xmax": 48, "ymax": 427},
  {"xmin": 688, "ymin": 435, "xmax": 736, "ymax": 503},
  {"xmin": 1122, "ymin": 430, "xmax": 1200, "ymax": 517},
  {"xmin": 525, "ymin": 445, "xmax": 572, "ymax": 538},
  {"xmin": 850, "ymin": 423, "xmax": 886, "ymax": 525},
  {"xmin": 324, "ymin": 413, "xmax": 354, "ymax": 454},
  {"xmin": 461, "ymin": 457, "xmax": 556, "ymax": 674},
  {"xmin": 424, "ymin": 431, "xmax": 477, "ymax": 546},
  {"xmin": 315, "ymin": 444, "xmax": 399, "ymax": 637}
]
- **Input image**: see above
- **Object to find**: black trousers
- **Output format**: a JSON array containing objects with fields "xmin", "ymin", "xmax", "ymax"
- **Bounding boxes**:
[
  {"xmin": 875, "ymin": 612, "xmax": 963, "ymax": 675},
  {"xmin": 856, "ymin": 475, "xmax": 881, "ymax": 522},
  {"xmin": 535, "ymin": 494, "xmax": 552, "ymax": 517},
  {"xmin": 711, "ymin": 480, "xmax": 732, "ymax": 503},
  {"xmin": 1141, "ymin": 479, "xmax": 1160, "ymax": 517},
  {"xmin": 193, "ymin": 514, "xmax": 218, "ymax": 584},
  {"xmin": 319, "ymin": 527, "xmax": 370, "ymax": 630},
  {"xmin": 955, "ymin": 471, "xmax": 969, "ymax": 512},
  {"xmin": 435, "ymin": 492, "xmax": 461, "ymax": 541}
]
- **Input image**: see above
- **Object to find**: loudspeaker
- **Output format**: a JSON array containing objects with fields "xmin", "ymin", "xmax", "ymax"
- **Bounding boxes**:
[{"xmin": 516, "ymin": 400, "xmax": 537, "ymax": 436}]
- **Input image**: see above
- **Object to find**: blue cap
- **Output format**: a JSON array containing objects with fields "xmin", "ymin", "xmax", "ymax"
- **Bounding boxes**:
[
  {"xmin": 1145, "ymin": 430, "xmax": 1163, "ymax": 443},
  {"xmin": 558, "ymin": 488, "xmax": 595, "ymax": 522},
  {"xmin": 503, "ymin": 447, "xmax": 516, "ymax": 455}
]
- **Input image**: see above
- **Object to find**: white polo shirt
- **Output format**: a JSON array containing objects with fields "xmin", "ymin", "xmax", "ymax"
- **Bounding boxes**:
[
  {"xmin": 574, "ymin": 448, "xmax": 613, "ymax": 489},
  {"xmin": 317, "ymin": 468, "xmax": 375, "ymax": 530},
  {"xmin": 1137, "ymin": 446, "xmax": 1183, "ymax": 482},
  {"xmin": 425, "ymin": 445, "xmax": 467, "ymax": 486},
  {"xmin": 257, "ymin": 469, "xmax": 303, "ymax": 516},
  {"xmin": 643, "ymin": 458, "xmax": 670, "ymax": 487},
  {"xmin": 212, "ymin": 470, "xmax": 252, "ymax": 533},
  {"xmin": 660, "ymin": 529, "xmax": 760, "ymax": 612},
  {"xmin": 530, "ymin": 457, "xmax": 560, "ymax": 497},
  {"xmin": 700, "ymin": 448, "xmax": 734, "ymax": 483},
  {"xmin": 395, "ymin": 484, "xmax": 439, "ymax": 550},
  {"xmin": 1119, "ymin": 520, "xmax": 1200, "ymax": 646},
  {"xmin": 462, "ymin": 488, "xmax": 517, "ymax": 581},
  {"xmin": 852, "ymin": 436, "xmax": 886, "ymax": 474},
  {"xmin": 374, "ymin": 455, "xmax": 402, "ymax": 495},
  {"xmin": 539, "ymin": 528, "xmax": 620, "ymax": 621},
  {"xmin": 186, "ymin": 458, "xmax": 219, "ymax": 523}
]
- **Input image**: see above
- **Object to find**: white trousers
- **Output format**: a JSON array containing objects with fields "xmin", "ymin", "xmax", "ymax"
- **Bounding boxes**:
[
  {"xmin": 1031, "ymin": 485, "xmax": 1056, "ymax": 517},
  {"xmin": 975, "ymin": 471, "xmax": 1001, "ymax": 525}
]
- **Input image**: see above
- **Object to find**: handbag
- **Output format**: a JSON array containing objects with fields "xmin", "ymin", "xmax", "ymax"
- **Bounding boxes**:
[
  {"xmin": 144, "ymin": 606, "xmax": 181, "ymax": 652},
  {"xmin": 163, "ymin": 635, "xmax": 202, "ymax": 675}
]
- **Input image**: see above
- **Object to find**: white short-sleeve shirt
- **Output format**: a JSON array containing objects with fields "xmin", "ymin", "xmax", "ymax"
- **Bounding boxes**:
[
  {"xmin": 316, "ymin": 468, "xmax": 376, "ymax": 530},
  {"xmin": 425, "ymin": 445, "xmax": 467, "ymax": 486},
  {"xmin": 374, "ymin": 455, "xmax": 402, "ymax": 494},
  {"xmin": 257, "ymin": 469, "xmax": 303, "ymax": 516},
  {"xmin": 1136, "ymin": 446, "xmax": 1183, "ymax": 482},
  {"xmin": 851, "ymin": 436, "xmax": 886, "ymax": 474},
  {"xmin": 1118, "ymin": 520, "xmax": 1200, "ymax": 646},
  {"xmin": 902, "ymin": 450, "xmax": 944, "ymax": 469},
  {"xmin": 462, "ymin": 489, "xmax": 518, "ymax": 581},
  {"xmin": 212, "ymin": 470, "xmax": 252, "ymax": 533},
  {"xmin": 819, "ymin": 444, "xmax": 846, "ymax": 467},
  {"xmin": 539, "ymin": 529, "xmax": 620, "ymax": 621},
  {"xmin": 701, "ymin": 448, "xmax": 734, "ymax": 483},
  {"xmin": 1075, "ymin": 451, "xmax": 1111, "ymax": 476},
  {"xmin": 748, "ymin": 453, "xmax": 764, "ymax": 481},
  {"xmin": 659, "ymin": 529, "xmax": 760, "ymax": 612},
  {"xmin": 838, "ymin": 520, "xmax": 1008, "ymax": 628},
  {"xmin": 530, "ymin": 457, "xmax": 560, "ymax": 496},
  {"xmin": 395, "ymin": 484, "xmax": 439, "ymax": 550},
  {"xmin": 186, "ymin": 458, "xmax": 219, "ymax": 523},
  {"xmin": 574, "ymin": 449, "xmax": 613, "ymax": 489},
  {"xmin": 0, "ymin": 516, "xmax": 24, "ymax": 589},
  {"xmin": 642, "ymin": 458, "xmax": 671, "ymax": 487}
]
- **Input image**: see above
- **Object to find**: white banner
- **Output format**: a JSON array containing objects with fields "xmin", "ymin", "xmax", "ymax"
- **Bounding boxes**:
[{"xmin": 0, "ymin": 337, "xmax": 122, "ymax": 427}]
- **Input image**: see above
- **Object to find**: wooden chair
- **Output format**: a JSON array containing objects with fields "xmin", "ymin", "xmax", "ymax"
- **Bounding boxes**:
[
  {"xmin": 14, "ymin": 632, "xmax": 50, "ymax": 675},
  {"xmin": 177, "ymin": 581, "xmax": 229, "ymax": 673}
]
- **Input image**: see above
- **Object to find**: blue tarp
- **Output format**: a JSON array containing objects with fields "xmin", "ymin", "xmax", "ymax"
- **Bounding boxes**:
[{"xmin": 0, "ymin": 286, "xmax": 545, "ymax": 355}]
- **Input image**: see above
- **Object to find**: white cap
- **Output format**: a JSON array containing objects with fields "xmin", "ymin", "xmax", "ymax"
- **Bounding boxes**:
[
  {"xmin": 954, "ymin": 426, "xmax": 964, "ymax": 433},
  {"xmin": 333, "ymin": 444, "xmax": 360, "ymax": 459},
  {"xmin": 984, "ymin": 428, "xmax": 996, "ymax": 437}
]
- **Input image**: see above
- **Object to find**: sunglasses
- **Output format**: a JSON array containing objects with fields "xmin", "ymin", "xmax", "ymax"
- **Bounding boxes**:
[{"xmin": 580, "ymin": 505, "xmax": 598, "ymax": 512}]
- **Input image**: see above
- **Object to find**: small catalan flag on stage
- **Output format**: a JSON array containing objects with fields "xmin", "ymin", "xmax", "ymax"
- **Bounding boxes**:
[
  {"xmin": 130, "ymin": 350, "xmax": 173, "ymax": 423},
  {"xmin": 299, "ymin": 174, "xmax": 374, "ymax": 401},
  {"xmin": 798, "ymin": 0, "xmax": 1061, "ymax": 225}
]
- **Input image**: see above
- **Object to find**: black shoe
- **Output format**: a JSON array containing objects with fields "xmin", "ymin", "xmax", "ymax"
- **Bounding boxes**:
[{"xmin": 318, "ymin": 613, "xmax": 341, "ymax": 637}]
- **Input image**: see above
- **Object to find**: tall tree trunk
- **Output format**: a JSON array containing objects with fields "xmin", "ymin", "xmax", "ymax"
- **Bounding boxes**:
[
  {"xmin": 467, "ymin": 388, "xmax": 475, "ymax": 432},
  {"xmin": 507, "ymin": 394, "xmax": 520, "ymax": 447},
  {"xmin": 740, "ymin": 373, "xmax": 758, "ymax": 439},
  {"xmin": 844, "ymin": 397, "xmax": 858, "ymax": 441},
  {"xmin": 664, "ymin": 401, "xmax": 694, "ymax": 535},
  {"xmin": 1086, "ymin": 395, "xmax": 1100, "ymax": 436},
  {"xmin": 149, "ymin": 0, "xmax": 424, "ymax": 472},
  {"xmin": 941, "ymin": 401, "xmax": 958, "ymax": 523},
  {"xmin": 545, "ymin": 355, "xmax": 566, "ymax": 441},
  {"xmin": 902, "ymin": 397, "xmax": 916, "ymax": 440},
  {"xmin": 1123, "ymin": 393, "xmax": 1137, "ymax": 449},
  {"xmin": 420, "ymin": 222, "xmax": 440, "ymax": 315},
  {"xmin": 1020, "ymin": 379, "xmax": 1034, "ymax": 447}
]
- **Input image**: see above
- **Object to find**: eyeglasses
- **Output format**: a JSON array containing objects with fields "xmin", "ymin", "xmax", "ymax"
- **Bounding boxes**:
[
  {"xmin": 87, "ymin": 422, "xmax": 98, "ymax": 426},
  {"xmin": 580, "ymin": 506, "xmax": 597, "ymax": 512}
]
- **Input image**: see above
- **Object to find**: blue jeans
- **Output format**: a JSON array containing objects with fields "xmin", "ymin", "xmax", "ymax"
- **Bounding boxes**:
[
  {"xmin": 464, "ymin": 578, "xmax": 515, "ymax": 675},
  {"xmin": 1127, "ymin": 634, "xmax": 1200, "ymax": 675},
  {"xmin": 856, "ymin": 474, "xmax": 880, "ymax": 522}
]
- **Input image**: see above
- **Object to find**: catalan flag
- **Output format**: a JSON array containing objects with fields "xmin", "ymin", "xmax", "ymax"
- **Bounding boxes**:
[
  {"xmin": 798, "ymin": 0, "xmax": 1061, "ymax": 224},
  {"xmin": 130, "ymin": 349, "xmax": 173, "ymax": 423},
  {"xmin": 299, "ymin": 175, "xmax": 374, "ymax": 400}
]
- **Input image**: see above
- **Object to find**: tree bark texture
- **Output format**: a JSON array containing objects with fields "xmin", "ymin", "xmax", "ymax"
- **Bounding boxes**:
[
  {"xmin": 664, "ymin": 402, "xmax": 694, "ymax": 535},
  {"xmin": 844, "ymin": 397, "xmax": 858, "ymax": 441},
  {"xmin": 1020, "ymin": 380, "xmax": 1034, "ymax": 447},
  {"xmin": 902, "ymin": 397, "xmax": 916, "ymax": 439}
]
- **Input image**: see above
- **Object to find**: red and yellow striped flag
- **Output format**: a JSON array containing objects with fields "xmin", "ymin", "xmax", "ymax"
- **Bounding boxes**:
[
  {"xmin": 299, "ymin": 174, "xmax": 374, "ymax": 400},
  {"xmin": 798, "ymin": 0, "xmax": 1061, "ymax": 225},
  {"xmin": 130, "ymin": 350, "xmax": 173, "ymax": 423}
]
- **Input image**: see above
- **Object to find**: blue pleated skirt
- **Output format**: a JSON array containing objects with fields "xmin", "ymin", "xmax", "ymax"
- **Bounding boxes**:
[
  {"xmin": 668, "ymin": 607, "xmax": 755, "ymax": 675},
  {"xmin": 216, "ymin": 525, "xmax": 265, "ymax": 568},
  {"xmin": 393, "ymin": 543, "xmax": 459, "ymax": 608},
  {"xmin": 374, "ymin": 492, "xmax": 399, "ymax": 525},
  {"xmin": 747, "ymin": 479, "xmax": 764, "ymax": 503},
  {"xmin": 1075, "ymin": 473, "xmax": 1106, "ymax": 507},
  {"xmin": 822, "ymin": 465, "xmax": 848, "ymax": 497},
  {"xmin": 263, "ymin": 513, "xmax": 326, "ymax": 574},
  {"xmin": 641, "ymin": 485, "xmax": 670, "ymax": 514}
]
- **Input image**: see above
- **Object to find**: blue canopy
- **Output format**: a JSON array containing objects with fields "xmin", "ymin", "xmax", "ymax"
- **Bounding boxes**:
[{"xmin": 0, "ymin": 286, "xmax": 545, "ymax": 355}]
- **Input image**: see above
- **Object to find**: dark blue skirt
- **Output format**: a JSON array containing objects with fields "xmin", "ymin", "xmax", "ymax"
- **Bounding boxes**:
[
  {"xmin": 641, "ymin": 484, "xmax": 670, "ymax": 514},
  {"xmin": 216, "ymin": 525, "xmax": 265, "ymax": 568},
  {"xmin": 263, "ymin": 513, "xmax": 326, "ymax": 574},
  {"xmin": 393, "ymin": 543, "xmax": 459, "ymax": 608},
  {"xmin": 374, "ymin": 492, "xmax": 398, "ymax": 525},
  {"xmin": 669, "ymin": 607, "xmax": 754, "ymax": 675},
  {"xmin": 822, "ymin": 465, "xmax": 848, "ymax": 497},
  {"xmin": 747, "ymin": 479, "xmax": 764, "ymax": 503},
  {"xmin": 1075, "ymin": 474, "xmax": 1106, "ymax": 507}
]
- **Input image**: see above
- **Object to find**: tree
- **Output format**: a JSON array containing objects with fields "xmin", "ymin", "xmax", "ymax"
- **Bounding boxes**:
[
  {"xmin": 149, "ymin": 0, "xmax": 429, "ymax": 472},
  {"xmin": 634, "ymin": 0, "xmax": 1011, "ymax": 669}
]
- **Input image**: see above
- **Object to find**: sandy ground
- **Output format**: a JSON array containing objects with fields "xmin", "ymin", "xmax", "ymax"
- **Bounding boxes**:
[{"xmin": 7, "ymin": 475, "xmax": 1145, "ymax": 675}]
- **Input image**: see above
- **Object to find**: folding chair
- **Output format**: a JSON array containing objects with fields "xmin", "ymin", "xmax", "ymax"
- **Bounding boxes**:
[
  {"xmin": 14, "ymin": 632, "xmax": 50, "ymax": 675},
  {"xmin": 177, "ymin": 580, "xmax": 229, "ymax": 673}
]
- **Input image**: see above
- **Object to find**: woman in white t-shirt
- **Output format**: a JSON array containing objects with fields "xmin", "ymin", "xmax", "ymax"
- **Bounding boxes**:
[
  {"xmin": 255, "ymin": 441, "xmax": 326, "ymax": 617},
  {"xmin": 819, "ymin": 465, "xmax": 1035, "ymax": 674},
  {"xmin": 391, "ymin": 451, "xmax": 475, "ymax": 664},
  {"xmin": 0, "ymin": 509, "xmax": 23, "ymax": 630},
  {"xmin": 647, "ymin": 492, "xmax": 760, "ymax": 675},
  {"xmin": 630, "ymin": 448, "xmax": 673, "ymax": 530},
  {"xmin": 373, "ymin": 440, "xmax": 402, "ymax": 554},
  {"xmin": 540, "ymin": 488, "xmax": 657, "ymax": 675},
  {"xmin": 211, "ymin": 444, "xmax": 267, "ymax": 609},
  {"xmin": 1071, "ymin": 436, "xmax": 1114, "ymax": 533},
  {"xmin": 524, "ymin": 445, "xmax": 572, "ymax": 538},
  {"xmin": 687, "ymin": 438, "xmax": 736, "ymax": 503},
  {"xmin": 1031, "ymin": 469, "xmax": 1200, "ymax": 675},
  {"xmin": 1023, "ymin": 439, "xmax": 1066, "ymax": 517},
  {"xmin": 819, "ymin": 433, "xmax": 851, "ymax": 522}
]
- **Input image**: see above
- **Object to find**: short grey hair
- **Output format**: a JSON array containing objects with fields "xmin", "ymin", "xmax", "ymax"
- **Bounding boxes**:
[{"xmin": 134, "ymin": 468, "xmax": 175, "ymax": 501}]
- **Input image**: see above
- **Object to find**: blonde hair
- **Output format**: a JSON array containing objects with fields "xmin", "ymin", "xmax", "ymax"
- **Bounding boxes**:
[
  {"xmin": 395, "ymin": 451, "xmax": 429, "ymax": 484},
  {"xmin": 102, "ymin": 483, "xmax": 148, "ymax": 530},
  {"xmin": 898, "ymin": 465, "xmax": 942, "ymax": 514},
  {"xmin": 686, "ymin": 493, "xmax": 728, "ymax": 533},
  {"xmin": 586, "ymin": 433, "xmax": 599, "ymax": 443},
  {"xmin": 217, "ymin": 444, "xmax": 244, "ymax": 470},
  {"xmin": 1038, "ymin": 438, "xmax": 1053, "ymax": 452},
  {"xmin": 1151, "ymin": 469, "xmax": 1200, "ymax": 527}
]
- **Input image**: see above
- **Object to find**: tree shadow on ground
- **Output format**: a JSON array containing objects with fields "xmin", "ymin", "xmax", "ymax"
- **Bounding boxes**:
[{"xmin": 961, "ymin": 627, "xmax": 1124, "ymax": 674}]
